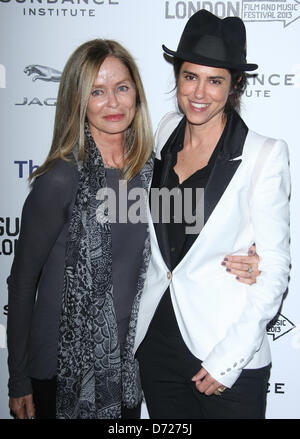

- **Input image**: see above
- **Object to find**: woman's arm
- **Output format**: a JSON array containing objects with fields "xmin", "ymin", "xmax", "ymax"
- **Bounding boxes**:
[{"xmin": 7, "ymin": 161, "xmax": 76, "ymax": 414}]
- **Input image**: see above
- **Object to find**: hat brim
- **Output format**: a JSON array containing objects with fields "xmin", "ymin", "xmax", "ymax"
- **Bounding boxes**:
[{"xmin": 162, "ymin": 44, "xmax": 258, "ymax": 72}]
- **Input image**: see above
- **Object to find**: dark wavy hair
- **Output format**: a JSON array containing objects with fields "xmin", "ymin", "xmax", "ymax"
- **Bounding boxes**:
[{"xmin": 173, "ymin": 57, "xmax": 247, "ymax": 114}]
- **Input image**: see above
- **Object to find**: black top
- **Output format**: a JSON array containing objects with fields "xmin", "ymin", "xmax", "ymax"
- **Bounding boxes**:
[
  {"xmin": 165, "ymin": 140, "xmax": 220, "ymax": 270},
  {"xmin": 149, "ymin": 124, "xmax": 223, "ymax": 337},
  {"xmin": 7, "ymin": 160, "xmax": 146, "ymax": 397}
]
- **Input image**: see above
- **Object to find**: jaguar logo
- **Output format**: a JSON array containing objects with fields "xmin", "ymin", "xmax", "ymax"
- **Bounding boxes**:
[
  {"xmin": 24, "ymin": 65, "xmax": 61, "ymax": 82},
  {"xmin": 17, "ymin": 64, "xmax": 61, "ymax": 107}
]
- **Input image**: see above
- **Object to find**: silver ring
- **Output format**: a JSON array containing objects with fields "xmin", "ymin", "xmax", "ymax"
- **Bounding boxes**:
[{"xmin": 248, "ymin": 265, "xmax": 253, "ymax": 274}]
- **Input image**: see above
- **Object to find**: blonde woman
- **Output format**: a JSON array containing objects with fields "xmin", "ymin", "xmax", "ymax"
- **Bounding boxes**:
[{"xmin": 7, "ymin": 39, "xmax": 153, "ymax": 420}]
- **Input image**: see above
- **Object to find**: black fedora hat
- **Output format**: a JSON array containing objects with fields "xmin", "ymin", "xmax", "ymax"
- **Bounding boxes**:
[{"xmin": 163, "ymin": 9, "xmax": 258, "ymax": 71}]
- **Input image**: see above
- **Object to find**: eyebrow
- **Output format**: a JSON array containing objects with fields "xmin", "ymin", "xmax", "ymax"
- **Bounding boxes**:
[
  {"xmin": 92, "ymin": 77, "xmax": 133, "ymax": 88},
  {"xmin": 182, "ymin": 70, "xmax": 226, "ymax": 80}
]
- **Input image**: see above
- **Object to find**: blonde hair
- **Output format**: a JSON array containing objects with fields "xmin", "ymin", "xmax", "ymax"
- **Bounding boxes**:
[{"xmin": 30, "ymin": 39, "xmax": 153, "ymax": 181}]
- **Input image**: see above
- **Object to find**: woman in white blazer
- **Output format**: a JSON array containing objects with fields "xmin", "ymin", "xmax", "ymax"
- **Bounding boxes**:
[{"xmin": 133, "ymin": 10, "xmax": 291, "ymax": 419}]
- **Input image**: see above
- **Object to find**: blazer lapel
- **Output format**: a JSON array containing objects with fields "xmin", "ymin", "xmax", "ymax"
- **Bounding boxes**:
[
  {"xmin": 150, "ymin": 158, "xmax": 172, "ymax": 269},
  {"xmin": 150, "ymin": 117, "xmax": 186, "ymax": 270},
  {"xmin": 204, "ymin": 111, "xmax": 248, "ymax": 224},
  {"xmin": 183, "ymin": 111, "xmax": 248, "ymax": 256},
  {"xmin": 204, "ymin": 157, "xmax": 242, "ymax": 223}
]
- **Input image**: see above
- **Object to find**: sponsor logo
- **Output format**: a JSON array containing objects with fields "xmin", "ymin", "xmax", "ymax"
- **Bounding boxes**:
[
  {"xmin": 24, "ymin": 65, "xmax": 61, "ymax": 83},
  {"xmin": 0, "ymin": 64, "xmax": 6, "ymax": 89},
  {"xmin": 15, "ymin": 65, "xmax": 60, "ymax": 107},
  {"xmin": 0, "ymin": 217, "xmax": 20, "ymax": 256},
  {"xmin": 267, "ymin": 382, "xmax": 286, "ymax": 394},
  {"xmin": 267, "ymin": 313, "xmax": 296, "ymax": 341},
  {"xmin": 245, "ymin": 72, "xmax": 296, "ymax": 98},
  {"xmin": 14, "ymin": 160, "xmax": 40, "ymax": 178},
  {"xmin": 0, "ymin": 0, "xmax": 120, "ymax": 18},
  {"xmin": 165, "ymin": 0, "xmax": 300, "ymax": 27},
  {"xmin": 15, "ymin": 97, "xmax": 57, "ymax": 106},
  {"xmin": 242, "ymin": 0, "xmax": 300, "ymax": 27}
]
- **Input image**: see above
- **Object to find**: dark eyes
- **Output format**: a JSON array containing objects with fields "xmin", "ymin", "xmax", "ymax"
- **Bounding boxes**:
[
  {"xmin": 183, "ymin": 74, "xmax": 222, "ymax": 86},
  {"xmin": 184, "ymin": 74, "xmax": 196, "ymax": 81},
  {"xmin": 210, "ymin": 79, "xmax": 222, "ymax": 85}
]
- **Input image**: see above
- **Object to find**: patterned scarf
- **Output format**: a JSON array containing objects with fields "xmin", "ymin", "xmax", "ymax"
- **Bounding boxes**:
[{"xmin": 56, "ymin": 124, "xmax": 153, "ymax": 419}]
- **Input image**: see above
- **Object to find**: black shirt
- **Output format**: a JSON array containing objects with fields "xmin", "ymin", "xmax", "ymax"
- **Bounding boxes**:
[
  {"xmin": 149, "ymin": 123, "xmax": 223, "ymax": 336},
  {"xmin": 165, "ymin": 140, "xmax": 221, "ymax": 270}
]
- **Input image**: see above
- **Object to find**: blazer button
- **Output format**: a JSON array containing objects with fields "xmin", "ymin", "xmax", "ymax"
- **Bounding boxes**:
[{"xmin": 167, "ymin": 272, "xmax": 172, "ymax": 280}]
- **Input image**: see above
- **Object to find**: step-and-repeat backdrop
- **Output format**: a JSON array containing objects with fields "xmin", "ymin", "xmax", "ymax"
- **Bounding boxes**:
[{"xmin": 0, "ymin": 0, "xmax": 299, "ymax": 419}]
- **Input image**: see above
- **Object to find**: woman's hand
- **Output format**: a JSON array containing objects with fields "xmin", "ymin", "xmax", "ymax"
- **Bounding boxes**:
[
  {"xmin": 9, "ymin": 394, "xmax": 35, "ymax": 419},
  {"xmin": 191, "ymin": 367, "xmax": 227, "ymax": 396},
  {"xmin": 222, "ymin": 244, "xmax": 260, "ymax": 285}
]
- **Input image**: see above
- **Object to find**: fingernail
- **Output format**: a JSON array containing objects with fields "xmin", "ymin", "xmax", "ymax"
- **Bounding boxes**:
[
  {"xmin": 236, "ymin": 276, "xmax": 240, "ymax": 280},
  {"xmin": 226, "ymin": 268, "xmax": 231, "ymax": 272},
  {"xmin": 224, "ymin": 257, "xmax": 228, "ymax": 261},
  {"xmin": 248, "ymin": 250, "xmax": 254, "ymax": 255},
  {"xmin": 221, "ymin": 262, "xmax": 226, "ymax": 266}
]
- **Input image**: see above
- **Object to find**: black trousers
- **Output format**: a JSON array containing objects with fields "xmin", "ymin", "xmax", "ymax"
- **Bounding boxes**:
[
  {"xmin": 136, "ymin": 291, "xmax": 271, "ymax": 419},
  {"xmin": 31, "ymin": 376, "xmax": 141, "ymax": 419}
]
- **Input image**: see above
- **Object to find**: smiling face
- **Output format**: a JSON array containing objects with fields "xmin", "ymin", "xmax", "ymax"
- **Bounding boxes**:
[
  {"xmin": 86, "ymin": 56, "xmax": 137, "ymax": 141},
  {"xmin": 177, "ymin": 62, "xmax": 232, "ymax": 129}
]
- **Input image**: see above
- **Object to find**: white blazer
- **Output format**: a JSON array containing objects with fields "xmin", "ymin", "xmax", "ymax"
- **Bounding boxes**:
[{"xmin": 134, "ymin": 112, "xmax": 291, "ymax": 388}]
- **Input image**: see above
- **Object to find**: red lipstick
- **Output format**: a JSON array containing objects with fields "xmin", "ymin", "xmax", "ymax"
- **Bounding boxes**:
[{"xmin": 103, "ymin": 114, "xmax": 124, "ymax": 122}]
